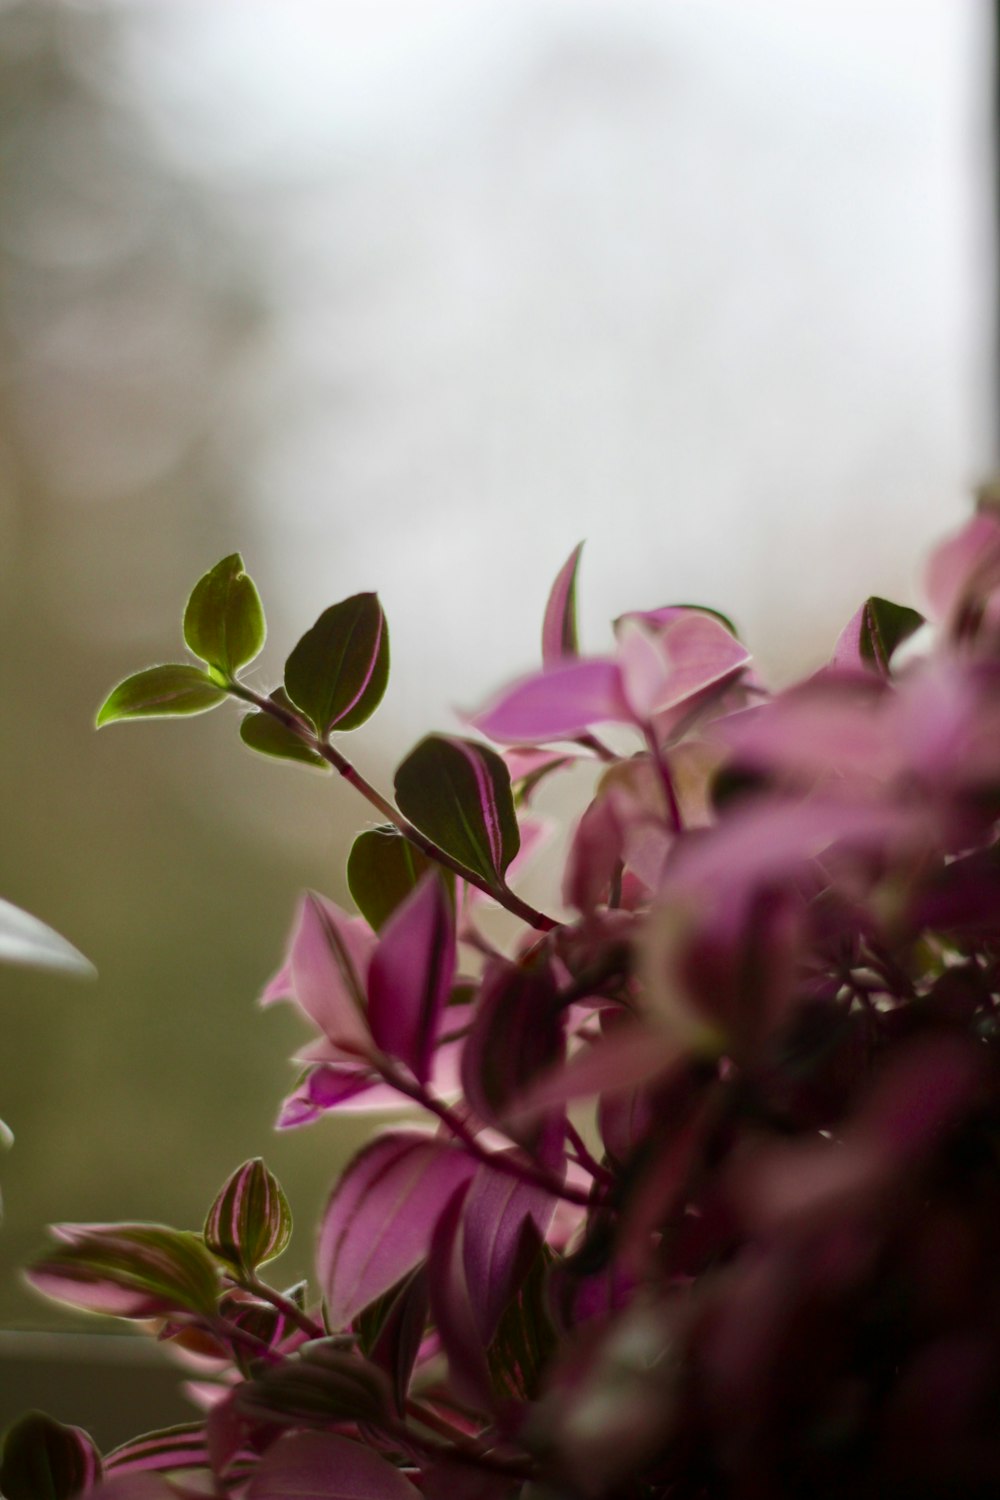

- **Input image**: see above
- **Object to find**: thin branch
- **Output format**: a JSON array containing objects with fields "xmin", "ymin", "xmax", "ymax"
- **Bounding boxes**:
[{"xmin": 228, "ymin": 682, "xmax": 557, "ymax": 932}]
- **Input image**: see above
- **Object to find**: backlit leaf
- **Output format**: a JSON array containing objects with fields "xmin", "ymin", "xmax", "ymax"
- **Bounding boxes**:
[
  {"xmin": 542, "ymin": 542, "xmax": 583, "ymax": 665},
  {"xmin": 284, "ymin": 593, "xmax": 389, "ymax": 736},
  {"xmin": 183, "ymin": 553, "xmax": 265, "ymax": 679},
  {"xmin": 240, "ymin": 688, "xmax": 327, "ymax": 768},
  {"xmin": 204, "ymin": 1158, "xmax": 291, "ymax": 1274},
  {"xmin": 27, "ymin": 1224, "xmax": 219, "ymax": 1320},
  {"xmin": 394, "ymin": 735, "xmax": 519, "ymax": 890},
  {"xmin": 0, "ymin": 898, "xmax": 94, "ymax": 977},
  {"xmin": 105, "ymin": 1423, "xmax": 209, "ymax": 1477},
  {"xmin": 96, "ymin": 665, "xmax": 226, "ymax": 727},
  {"xmin": 347, "ymin": 826, "xmax": 439, "ymax": 931},
  {"xmin": 0, "ymin": 1410, "xmax": 102, "ymax": 1500},
  {"xmin": 833, "ymin": 595, "xmax": 925, "ymax": 676},
  {"xmin": 367, "ymin": 874, "xmax": 454, "ymax": 1085}
]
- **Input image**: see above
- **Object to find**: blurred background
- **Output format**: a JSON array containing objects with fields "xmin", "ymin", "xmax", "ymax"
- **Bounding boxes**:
[{"xmin": 0, "ymin": 0, "xmax": 993, "ymax": 1439}]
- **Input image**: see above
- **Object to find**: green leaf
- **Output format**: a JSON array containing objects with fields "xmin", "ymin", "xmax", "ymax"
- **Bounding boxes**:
[
  {"xmin": 858, "ymin": 596, "xmax": 925, "ymax": 673},
  {"xmin": 393, "ymin": 735, "xmax": 519, "ymax": 890},
  {"xmin": 96, "ymin": 665, "xmax": 226, "ymax": 727},
  {"xmin": 204, "ymin": 1158, "xmax": 292, "ymax": 1275},
  {"xmin": 240, "ymin": 688, "xmax": 328, "ymax": 769},
  {"xmin": 183, "ymin": 553, "xmax": 266, "ymax": 679},
  {"xmin": 347, "ymin": 826, "xmax": 450, "ymax": 930},
  {"xmin": 0, "ymin": 1411, "xmax": 102, "ymax": 1500},
  {"xmin": 486, "ymin": 1239, "xmax": 556, "ymax": 1402},
  {"xmin": 0, "ymin": 898, "xmax": 94, "ymax": 977},
  {"xmin": 284, "ymin": 593, "xmax": 389, "ymax": 736}
]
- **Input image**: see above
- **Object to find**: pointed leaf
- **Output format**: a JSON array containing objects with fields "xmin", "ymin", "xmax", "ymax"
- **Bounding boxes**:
[
  {"xmin": 473, "ymin": 660, "xmax": 628, "ymax": 745},
  {"xmin": 27, "ymin": 1224, "xmax": 219, "ymax": 1320},
  {"xmin": 183, "ymin": 553, "xmax": 265, "ymax": 678},
  {"xmin": 367, "ymin": 874, "xmax": 454, "ymax": 1085},
  {"xmin": 0, "ymin": 898, "xmax": 94, "ymax": 977},
  {"xmin": 284, "ymin": 593, "xmax": 389, "ymax": 735},
  {"xmin": 347, "ymin": 826, "xmax": 442, "ymax": 931},
  {"xmin": 204, "ymin": 1158, "xmax": 291, "ymax": 1274},
  {"xmin": 542, "ymin": 542, "xmax": 583, "ymax": 665},
  {"xmin": 0, "ymin": 1411, "xmax": 102, "ymax": 1500},
  {"xmin": 461, "ymin": 1158, "xmax": 557, "ymax": 1344},
  {"xmin": 105, "ymin": 1423, "xmax": 209, "ymax": 1477},
  {"xmin": 263, "ymin": 892, "xmax": 374, "ymax": 1055},
  {"xmin": 427, "ymin": 1180, "xmax": 493, "ymax": 1410},
  {"xmin": 247, "ymin": 1432, "xmax": 419, "ymax": 1500},
  {"xmin": 461, "ymin": 959, "xmax": 563, "ymax": 1141},
  {"xmin": 360, "ymin": 1268, "xmax": 430, "ymax": 1415},
  {"xmin": 317, "ymin": 1131, "xmax": 476, "ymax": 1329},
  {"xmin": 96, "ymin": 665, "xmax": 226, "ymax": 727},
  {"xmin": 394, "ymin": 735, "xmax": 519, "ymax": 889},
  {"xmin": 240, "ymin": 688, "xmax": 327, "ymax": 768},
  {"xmin": 832, "ymin": 595, "xmax": 925, "ymax": 676}
]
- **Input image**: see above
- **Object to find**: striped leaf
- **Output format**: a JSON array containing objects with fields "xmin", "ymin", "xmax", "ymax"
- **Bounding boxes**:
[
  {"xmin": 27, "ymin": 1224, "xmax": 219, "ymax": 1320},
  {"xmin": 347, "ymin": 825, "xmax": 441, "ymax": 931},
  {"xmin": 0, "ymin": 1410, "xmax": 102, "ymax": 1500},
  {"xmin": 541, "ymin": 541, "xmax": 583, "ymax": 665},
  {"xmin": 284, "ymin": 593, "xmax": 389, "ymax": 736},
  {"xmin": 105, "ymin": 1423, "xmax": 208, "ymax": 1476},
  {"xmin": 393, "ymin": 735, "xmax": 519, "ymax": 890},
  {"xmin": 204, "ymin": 1158, "xmax": 292, "ymax": 1274},
  {"xmin": 367, "ymin": 874, "xmax": 454, "ymax": 1086}
]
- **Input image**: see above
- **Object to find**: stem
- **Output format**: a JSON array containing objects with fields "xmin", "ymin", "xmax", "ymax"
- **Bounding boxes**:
[
  {"xmin": 229, "ymin": 682, "xmax": 557, "ymax": 932},
  {"xmin": 380, "ymin": 1063, "xmax": 600, "ymax": 1210},
  {"xmin": 240, "ymin": 1274, "xmax": 325, "ymax": 1341},
  {"xmin": 564, "ymin": 1119, "xmax": 615, "ymax": 1188},
  {"xmin": 643, "ymin": 725, "xmax": 682, "ymax": 835}
]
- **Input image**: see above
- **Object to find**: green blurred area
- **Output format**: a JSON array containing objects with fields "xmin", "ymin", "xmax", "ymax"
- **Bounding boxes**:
[{"xmin": 0, "ymin": 0, "xmax": 380, "ymax": 1344}]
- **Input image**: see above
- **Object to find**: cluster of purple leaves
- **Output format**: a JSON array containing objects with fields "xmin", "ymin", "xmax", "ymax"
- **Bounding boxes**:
[{"xmin": 6, "ymin": 512, "xmax": 1000, "ymax": 1500}]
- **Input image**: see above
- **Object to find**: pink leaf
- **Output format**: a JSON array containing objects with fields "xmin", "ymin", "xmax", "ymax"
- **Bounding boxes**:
[
  {"xmin": 427, "ymin": 1181, "xmax": 493, "ymax": 1410},
  {"xmin": 367, "ymin": 874, "xmax": 454, "ymax": 1085},
  {"xmin": 268, "ymin": 893, "xmax": 374, "ymax": 1055},
  {"xmin": 317, "ymin": 1131, "xmax": 476, "ymax": 1329},
  {"xmin": 617, "ymin": 613, "xmax": 750, "ymax": 722},
  {"xmin": 473, "ymin": 659, "xmax": 629, "ymax": 744},
  {"xmin": 542, "ymin": 541, "xmax": 584, "ymax": 665},
  {"xmin": 276, "ymin": 1067, "xmax": 402, "ymax": 1128},
  {"xmin": 924, "ymin": 510, "xmax": 1000, "ymax": 622},
  {"xmin": 461, "ymin": 1156, "xmax": 557, "ymax": 1342},
  {"xmin": 246, "ymin": 1431, "xmax": 419, "ymax": 1500}
]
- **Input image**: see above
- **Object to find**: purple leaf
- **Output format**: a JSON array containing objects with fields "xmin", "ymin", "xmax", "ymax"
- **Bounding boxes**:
[
  {"xmin": 542, "ymin": 542, "xmax": 584, "ymax": 665},
  {"xmin": 427, "ymin": 1181, "xmax": 493, "ymax": 1410},
  {"xmin": 460, "ymin": 958, "xmax": 564, "ymax": 1143},
  {"xmin": 263, "ymin": 893, "xmax": 374, "ymax": 1056},
  {"xmin": 246, "ymin": 1431, "xmax": 419, "ymax": 1500},
  {"xmin": 317, "ymin": 1131, "xmax": 476, "ymax": 1329},
  {"xmin": 367, "ymin": 874, "xmax": 454, "ymax": 1085},
  {"xmin": 461, "ymin": 1157, "xmax": 557, "ymax": 1343},
  {"xmin": 276, "ymin": 1067, "xmax": 400, "ymax": 1128},
  {"xmin": 924, "ymin": 510, "xmax": 1000, "ymax": 623},
  {"xmin": 473, "ymin": 659, "xmax": 629, "ymax": 744},
  {"xmin": 831, "ymin": 596, "xmax": 924, "ymax": 676}
]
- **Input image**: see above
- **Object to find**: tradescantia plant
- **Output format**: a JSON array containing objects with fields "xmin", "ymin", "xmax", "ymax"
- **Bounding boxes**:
[{"xmin": 6, "ymin": 512, "xmax": 1000, "ymax": 1498}]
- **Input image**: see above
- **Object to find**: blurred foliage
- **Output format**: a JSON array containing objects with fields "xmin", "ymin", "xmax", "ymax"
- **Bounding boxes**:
[{"xmin": 0, "ymin": 0, "xmax": 377, "ymax": 1347}]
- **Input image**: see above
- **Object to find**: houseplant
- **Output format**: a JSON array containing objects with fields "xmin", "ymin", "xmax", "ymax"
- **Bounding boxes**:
[{"xmin": 3, "ymin": 509, "xmax": 1000, "ymax": 1498}]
